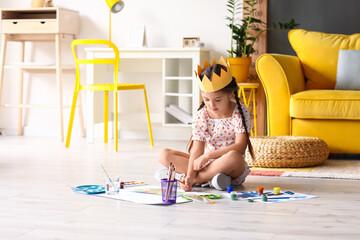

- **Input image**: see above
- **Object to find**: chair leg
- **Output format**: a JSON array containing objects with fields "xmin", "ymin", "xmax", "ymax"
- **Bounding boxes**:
[
  {"xmin": 114, "ymin": 90, "xmax": 118, "ymax": 152},
  {"xmin": 104, "ymin": 91, "xmax": 109, "ymax": 143},
  {"xmin": 65, "ymin": 89, "xmax": 79, "ymax": 148},
  {"xmin": 73, "ymin": 42, "xmax": 85, "ymax": 138},
  {"xmin": 143, "ymin": 87, "xmax": 154, "ymax": 147},
  {"xmin": 76, "ymin": 91, "xmax": 85, "ymax": 137}
]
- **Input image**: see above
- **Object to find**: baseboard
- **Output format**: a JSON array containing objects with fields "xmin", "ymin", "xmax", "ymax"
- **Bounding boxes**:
[
  {"xmin": 0, "ymin": 126, "xmax": 84, "ymax": 137},
  {"xmin": 0, "ymin": 123, "xmax": 192, "ymax": 141},
  {"xmin": 93, "ymin": 122, "xmax": 191, "ymax": 141}
]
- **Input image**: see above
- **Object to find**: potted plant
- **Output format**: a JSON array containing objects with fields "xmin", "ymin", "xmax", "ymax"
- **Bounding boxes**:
[{"xmin": 226, "ymin": 0, "xmax": 299, "ymax": 82}]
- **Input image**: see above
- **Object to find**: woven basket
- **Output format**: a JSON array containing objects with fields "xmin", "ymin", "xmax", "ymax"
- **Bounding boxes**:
[{"xmin": 245, "ymin": 136, "xmax": 329, "ymax": 168}]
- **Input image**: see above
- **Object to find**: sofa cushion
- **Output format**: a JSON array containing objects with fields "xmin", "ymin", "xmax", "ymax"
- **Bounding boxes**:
[
  {"xmin": 290, "ymin": 90, "xmax": 360, "ymax": 120},
  {"xmin": 335, "ymin": 50, "xmax": 360, "ymax": 90},
  {"xmin": 288, "ymin": 29, "xmax": 360, "ymax": 90}
]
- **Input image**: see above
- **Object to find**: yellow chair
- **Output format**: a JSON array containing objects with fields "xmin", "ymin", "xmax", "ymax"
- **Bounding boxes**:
[{"xmin": 65, "ymin": 39, "xmax": 153, "ymax": 151}]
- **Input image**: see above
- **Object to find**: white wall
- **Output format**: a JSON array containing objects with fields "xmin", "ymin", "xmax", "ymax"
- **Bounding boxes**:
[{"xmin": 0, "ymin": 0, "xmax": 233, "ymax": 139}]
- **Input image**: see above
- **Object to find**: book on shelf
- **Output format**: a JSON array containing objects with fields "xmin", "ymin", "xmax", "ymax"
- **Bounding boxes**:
[{"xmin": 165, "ymin": 105, "xmax": 192, "ymax": 125}]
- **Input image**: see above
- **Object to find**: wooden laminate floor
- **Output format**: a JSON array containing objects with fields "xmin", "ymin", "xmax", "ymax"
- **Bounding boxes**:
[{"xmin": 0, "ymin": 136, "xmax": 359, "ymax": 240}]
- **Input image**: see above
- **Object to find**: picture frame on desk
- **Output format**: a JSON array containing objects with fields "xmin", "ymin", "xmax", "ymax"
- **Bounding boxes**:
[
  {"xmin": 128, "ymin": 24, "xmax": 147, "ymax": 48},
  {"xmin": 183, "ymin": 37, "xmax": 200, "ymax": 48}
]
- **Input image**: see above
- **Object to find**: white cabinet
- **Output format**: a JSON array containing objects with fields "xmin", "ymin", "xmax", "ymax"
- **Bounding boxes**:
[
  {"xmin": 163, "ymin": 58, "xmax": 194, "ymax": 126},
  {"xmin": 161, "ymin": 52, "xmax": 209, "ymax": 127}
]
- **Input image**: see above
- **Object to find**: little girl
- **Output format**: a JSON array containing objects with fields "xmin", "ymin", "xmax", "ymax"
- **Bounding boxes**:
[{"xmin": 157, "ymin": 57, "xmax": 255, "ymax": 191}]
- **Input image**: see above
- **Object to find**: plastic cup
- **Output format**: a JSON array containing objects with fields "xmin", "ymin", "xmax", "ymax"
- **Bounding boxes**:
[
  {"xmin": 257, "ymin": 187, "xmax": 264, "ymax": 195},
  {"xmin": 161, "ymin": 178, "xmax": 177, "ymax": 204}
]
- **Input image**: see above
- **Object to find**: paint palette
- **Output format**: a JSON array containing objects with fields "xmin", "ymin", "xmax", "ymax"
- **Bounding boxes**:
[
  {"xmin": 122, "ymin": 180, "xmax": 146, "ymax": 187},
  {"xmin": 75, "ymin": 185, "xmax": 105, "ymax": 194},
  {"xmin": 200, "ymin": 194, "xmax": 222, "ymax": 199}
]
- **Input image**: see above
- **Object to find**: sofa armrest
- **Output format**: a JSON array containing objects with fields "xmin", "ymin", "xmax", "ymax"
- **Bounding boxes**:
[{"xmin": 256, "ymin": 54, "xmax": 305, "ymax": 135}]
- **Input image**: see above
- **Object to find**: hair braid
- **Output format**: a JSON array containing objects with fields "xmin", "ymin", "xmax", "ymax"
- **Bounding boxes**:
[
  {"xmin": 186, "ymin": 100, "xmax": 206, "ymax": 153},
  {"xmin": 197, "ymin": 101, "xmax": 205, "ymax": 111},
  {"xmin": 234, "ymin": 90, "xmax": 255, "ymax": 160}
]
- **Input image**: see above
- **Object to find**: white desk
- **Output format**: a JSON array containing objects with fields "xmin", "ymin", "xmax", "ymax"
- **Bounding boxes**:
[{"xmin": 85, "ymin": 47, "xmax": 209, "ymax": 143}]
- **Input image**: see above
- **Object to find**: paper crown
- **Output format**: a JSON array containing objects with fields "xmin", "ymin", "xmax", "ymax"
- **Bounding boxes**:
[{"xmin": 195, "ymin": 57, "xmax": 232, "ymax": 92}]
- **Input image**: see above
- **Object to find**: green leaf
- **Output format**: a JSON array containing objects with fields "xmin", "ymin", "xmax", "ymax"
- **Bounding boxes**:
[
  {"xmin": 247, "ymin": 37, "xmax": 257, "ymax": 41},
  {"xmin": 249, "ymin": 18, "xmax": 262, "ymax": 24}
]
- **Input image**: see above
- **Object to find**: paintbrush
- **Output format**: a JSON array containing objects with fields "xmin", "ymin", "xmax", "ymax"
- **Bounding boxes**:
[
  {"xmin": 101, "ymin": 164, "xmax": 118, "ymax": 193},
  {"xmin": 165, "ymin": 163, "xmax": 174, "ymax": 201}
]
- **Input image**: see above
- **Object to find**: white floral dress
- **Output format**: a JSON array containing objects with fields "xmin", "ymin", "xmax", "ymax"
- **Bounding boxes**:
[{"xmin": 191, "ymin": 103, "xmax": 252, "ymax": 185}]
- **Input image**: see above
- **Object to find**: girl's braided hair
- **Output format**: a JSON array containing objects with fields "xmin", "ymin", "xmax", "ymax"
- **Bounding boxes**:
[{"xmin": 187, "ymin": 64, "xmax": 255, "ymax": 160}]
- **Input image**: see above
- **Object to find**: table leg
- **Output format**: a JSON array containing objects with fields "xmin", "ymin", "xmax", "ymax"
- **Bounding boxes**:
[
  {"xmin": 0, "ymin": 34, "xmax": 8, "ymax": 107},
  {"xmin": 239, "ymin": 86, "xmax": 257, "ymax": 136},
  {"xmin": 252, "ymin": 88, "xmax": 257, "ymax": 136},
  {"xmin": 18, "ymin": 41, "xmax": 25, "ymax": 135},
  {"xmin": 55, "ymin": 34, "xmax": 64, "ymax": 141}
]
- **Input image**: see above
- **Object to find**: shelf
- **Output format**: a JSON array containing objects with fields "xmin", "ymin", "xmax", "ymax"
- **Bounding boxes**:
[
  {"xmin": 2, "ymin": 104, "xmax": 75, "ymax": 109},
  {"xmin": 1, "ymin": 8, "xmax": 58, "ymax": 20},
  {"xmin": 164, "ymin": 76, "xmax": 193, "ymax": 80},
  {"xmin": 5, "ymin": 64, "xmax": 75, "ymax": 70},
  {"xmin": 163, "ymin": 123, "xmax": 191, "ymax": 127},
  {"xmin": 2, "ymin": 19, "xmax": 56, "ymax": 22},
  {"xmin": 165, "ymin": 93, "xmax": 193, "ymax": 97}
]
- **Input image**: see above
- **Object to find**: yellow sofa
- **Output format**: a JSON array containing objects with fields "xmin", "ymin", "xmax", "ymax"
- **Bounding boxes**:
[{"xmin": 256, "ymin": 29, "xmax": 360, "ymax": 153}]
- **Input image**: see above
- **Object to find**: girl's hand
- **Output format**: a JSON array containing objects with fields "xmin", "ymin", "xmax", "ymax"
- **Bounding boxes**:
[
  {"xmin": 180, "ymin": 176, "xmax": 194, "ymax": 192},
  {"xmin": 193, "ymin": 154, "xmax": 209, "ymax": 171}
]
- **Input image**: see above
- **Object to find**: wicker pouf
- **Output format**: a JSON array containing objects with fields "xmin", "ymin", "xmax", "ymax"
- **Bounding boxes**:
[{"xmin": 245, "ymin": 136, "xmax": 329, "ymax": 168}]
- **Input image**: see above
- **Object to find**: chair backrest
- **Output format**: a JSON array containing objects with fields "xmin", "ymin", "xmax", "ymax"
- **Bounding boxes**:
[{"xmin": 71, "ymin": 39, "xmax": 119, "ymax": 85}]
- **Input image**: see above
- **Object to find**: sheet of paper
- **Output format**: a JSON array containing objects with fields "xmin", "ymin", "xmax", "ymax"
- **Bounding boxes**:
[{"xmin": 96, "ymin": 185, "xmax": 191, "ymax": 205}]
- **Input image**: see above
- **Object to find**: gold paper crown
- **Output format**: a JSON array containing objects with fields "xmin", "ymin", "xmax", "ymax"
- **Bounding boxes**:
[{"xmin": 195, "ymin": 57, "xmax": 232, "ymax": 92}]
